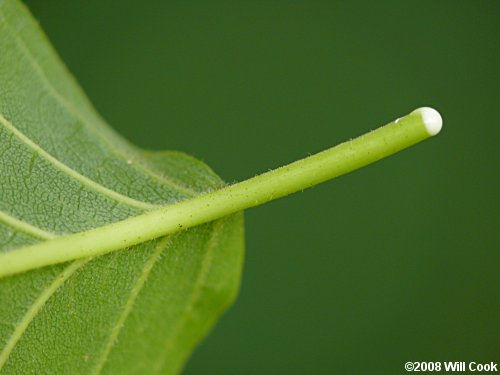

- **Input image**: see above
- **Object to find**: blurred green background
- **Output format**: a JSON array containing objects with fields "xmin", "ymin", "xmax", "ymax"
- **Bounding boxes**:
[{"xmin": 23, "ymin": 1, "xmax": 498, "ymax": 373}]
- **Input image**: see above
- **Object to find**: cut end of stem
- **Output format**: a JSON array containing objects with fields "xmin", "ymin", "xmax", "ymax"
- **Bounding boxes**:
[{"xmin": 411, "ymin": 107, "xmax": 443, "ymax": 136}]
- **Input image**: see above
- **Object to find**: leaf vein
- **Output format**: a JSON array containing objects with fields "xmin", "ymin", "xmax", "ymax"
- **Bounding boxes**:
[
  {"xmin": 91, "ymin": 236, "xmax": 173, "ymax": 375},
  {"xmin": 0, "ymin": 210, "xmax": 56, "ymax": 240},
  {"xmin": 0, "ymin": 9, "xmax": 198, "ymax": 198},
  {"xmin": 0, "ymin": 259, "xmax": 88, "ymax": 370},
  {"xmin": 153, "ymin": 220, "xmax": 225, "ymax": 374},
  {"xmin": 0, "ymin": 113, "xmax": 157, "ymax": 210}
]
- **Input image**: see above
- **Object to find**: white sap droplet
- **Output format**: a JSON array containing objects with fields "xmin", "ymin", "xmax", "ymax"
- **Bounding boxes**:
[{"xmin": 412, "ymin": 107, "xmax": 443, "ymax": 136}]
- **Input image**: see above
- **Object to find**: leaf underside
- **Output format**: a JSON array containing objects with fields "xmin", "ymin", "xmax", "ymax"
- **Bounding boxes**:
[{"xmin": 0, "ymin": 1, "xmax": 244, "ymax": 374}]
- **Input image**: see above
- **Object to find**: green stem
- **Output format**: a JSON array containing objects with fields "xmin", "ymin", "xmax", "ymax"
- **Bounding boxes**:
[{"xmin": 0, "ymin": 108, "xmax": 442, "ymax": 278}]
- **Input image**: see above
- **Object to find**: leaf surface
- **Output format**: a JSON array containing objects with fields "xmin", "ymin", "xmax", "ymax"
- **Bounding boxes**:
[{"xmin": 0, "ymin": 1, "xmax": 244, "ymax": 373}]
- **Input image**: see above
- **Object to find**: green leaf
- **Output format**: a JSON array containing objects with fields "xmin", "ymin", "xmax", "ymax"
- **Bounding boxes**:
[
  {"xmin": 0, "ymin": 1, "xmax": 244, "ymax": 373},
  {"xmin": 0, "ymin": 0, "xmax": 443, "ymax": 373}
]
